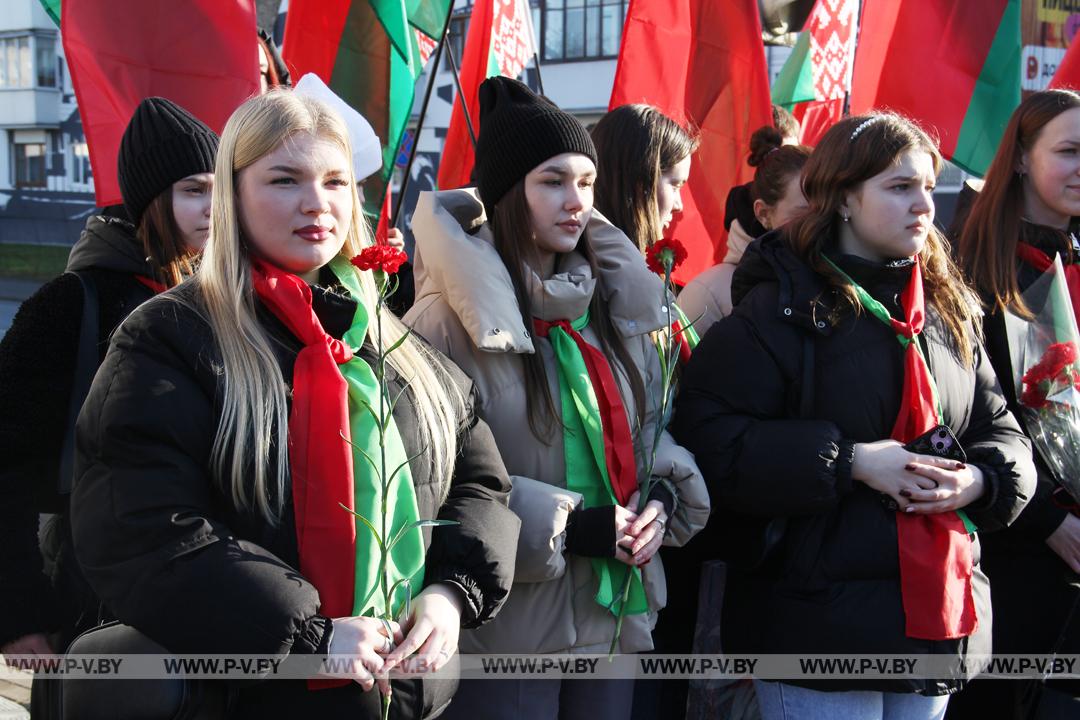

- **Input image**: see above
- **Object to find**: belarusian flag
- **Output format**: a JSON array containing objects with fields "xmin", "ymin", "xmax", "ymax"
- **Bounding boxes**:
[
  {"xmin": 850, "ymin": 0, "xmax": 1021, "ymax": 176},
  {"xmin": 283, "ymin": 0, "xmax": 452, "ymax": 215},
  {"xmin": 771, "ymin": 0, "xmax": 858, "ymax": 145},
  {"xmin": 62, "ymin": 0, "xmax": 259, "ymax": 208},
  {"xmin": 609, "ymin": 0, "xmax": 771, "ymax": 285},
  {"xmin": 436, "ymin": 0, "xmax": 536, "ymax": 192}
]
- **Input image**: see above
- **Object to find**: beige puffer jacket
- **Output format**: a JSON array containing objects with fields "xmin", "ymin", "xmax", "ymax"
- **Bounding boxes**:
[
  {"xmin": 403, "ymin": 189, "xmax": 709, "ymax": 654},
  {"xmin": 676, "ymin": 217, "xmax": 755, "ymax": 337}
]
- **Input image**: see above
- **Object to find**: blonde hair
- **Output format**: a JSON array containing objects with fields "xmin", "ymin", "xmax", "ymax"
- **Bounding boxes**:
[{"xmin": 198, "ymin": 89, "xmax": 464, "ymax": 522}]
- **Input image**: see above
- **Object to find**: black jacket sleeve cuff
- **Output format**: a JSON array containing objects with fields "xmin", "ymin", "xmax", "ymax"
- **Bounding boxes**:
[
  {"xmin": 647, "ymin": 482, "xmax": 676, "ymax": 520},
  {"xmin": 422, "ymin": 570, "xmax": 483, "ymax": 628},
  {"xmin": 565, "ymin": 505, "xmax": 616, "ymax": 558},
  {"xmin": 291, "ymin": 614, "xmax": 333, "ymax": 656},
  {"xmin": 835, "ymin": 439, "xmax": 856, "ymax": 495}
]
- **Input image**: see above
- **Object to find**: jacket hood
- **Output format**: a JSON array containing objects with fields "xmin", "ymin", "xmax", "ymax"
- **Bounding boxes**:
[
  {"xmin": 730, "ymin": 230, "xmax": 832, "ymax": 335},
  {"xmin": 410, "ymin": 188, "xmax": 667, "ymax": 353},
  {"xmin": 65, "ymin": 215, "xmax": 150, "ymax": 275},
  {"xmin": 722, "ymin": 218, "xmax": 755, "ymax": 266}
]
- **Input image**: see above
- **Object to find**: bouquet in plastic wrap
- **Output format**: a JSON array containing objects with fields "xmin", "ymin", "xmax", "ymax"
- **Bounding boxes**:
[{"xmin": 1010, "ymin": 254, "xmax": 1080, "ymax": 507}]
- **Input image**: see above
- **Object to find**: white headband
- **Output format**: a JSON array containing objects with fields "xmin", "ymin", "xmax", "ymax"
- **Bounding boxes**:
[{"xmin": 849, "ymin": 116, "xmax": 883, "ymax": 142}]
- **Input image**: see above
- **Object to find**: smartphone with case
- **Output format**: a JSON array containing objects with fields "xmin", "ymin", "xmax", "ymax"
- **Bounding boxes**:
[{"xmin": 903, "ymin": 424, "xmax": 966, "ymax": 463}]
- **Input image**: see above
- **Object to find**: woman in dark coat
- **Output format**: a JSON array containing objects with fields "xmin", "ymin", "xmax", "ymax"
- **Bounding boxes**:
[
  {"xmin": 69, "ymin": 89, "xmax": 519, "ymax": 718},
  {"xmin": 674, "ymin": 113, "xmax": 1036, "ymax": 720},
  {"xmin": 949, "ymin": 88, "xmax": 1080, "ymax": 720},
  {"xmin": 0, "ymin": 97, "xmax": 217, "ymax": 670}
]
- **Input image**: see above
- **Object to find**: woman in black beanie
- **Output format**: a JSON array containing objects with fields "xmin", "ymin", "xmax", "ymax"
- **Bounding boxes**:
[
  {"xmin": 0, "ymin": 96, "xmax": 218, "ymax": 697},
  {"xmin": 403, "ymin": 77, "xmax": 709, "ymax": 720}
]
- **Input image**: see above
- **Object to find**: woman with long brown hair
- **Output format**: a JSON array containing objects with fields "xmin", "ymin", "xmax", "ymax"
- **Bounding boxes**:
[
  {"xmin": 948, "ymin": 88, "xmax": 1080, "ymax": 719},
  {"xmin": 590, "ymin": 104, "xmax": 698, "ymax": 256},
  {"xmin": 404, "ymin": 77, "xmax": 708, "ymax": 720},
  {"xmin": 674, "ymin": 113, "xmax": 1035, "ymax": 719}
]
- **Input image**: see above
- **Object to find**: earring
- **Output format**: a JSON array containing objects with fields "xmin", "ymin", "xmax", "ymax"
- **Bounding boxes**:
[{"xmin": 840, "ymin": 213, "xmax": 850, "ymax": 223}]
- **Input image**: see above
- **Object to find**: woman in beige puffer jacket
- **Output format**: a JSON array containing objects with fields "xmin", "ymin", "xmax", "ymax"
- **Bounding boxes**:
[{"xmin": 403, "ymin": 77, "xmax": 708, "ymax": 720}]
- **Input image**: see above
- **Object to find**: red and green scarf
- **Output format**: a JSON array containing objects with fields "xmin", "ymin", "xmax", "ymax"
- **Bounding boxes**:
[
  {"xmin": 134, "ymin": 275, "xmax": 167, "ymax": 294},
  {"xmin": 251, "ymin": 256, "xmax": 425, "ymax": 627},
  {"xmin": 668, "ymin": 305, "xmax": 700, "ymax": 365},
  {"xmin": 1017, "ymin": 241, "xmax": 1080, "ymax": 324},
  {"xmin": 533, "ymin": 312, "xmax": 649, "ymax": 617},
  {"xmin": 827, "ymin": 256, "xmax": 978, "ymax": 641}
]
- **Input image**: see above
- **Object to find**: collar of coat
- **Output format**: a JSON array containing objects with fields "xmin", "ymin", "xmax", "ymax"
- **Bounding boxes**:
[
  {"xmin": 409, "ymin": 188, "xmax": 667, "ymax": 354},
  {"xmin": 731, "ymin": 229, "xmax": 835, "ymax": 336}
]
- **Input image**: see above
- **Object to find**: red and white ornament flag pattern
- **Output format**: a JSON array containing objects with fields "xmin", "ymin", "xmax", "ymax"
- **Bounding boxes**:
[
  {"xmin": 491, "ymin": 0, "xmax": 536, "ymax": 79},
  {"xmin": 809, "ymin": 0, "xmax": 858, "ymax": 102},
  {"xmin": 415, "ymin": 29, "xmax": 438, "ymax": 66}
]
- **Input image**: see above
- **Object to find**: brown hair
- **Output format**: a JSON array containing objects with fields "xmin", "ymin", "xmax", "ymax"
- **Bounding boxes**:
[
  {"xmin": 491, "ymin": 181, "xmax": 647, "ymax": 442},
  {"xmin": 591, "ymin": 104, "xmax": 699, "ymax": 253},
  {"xmin": 958, "ymin": 89, "xmax": 1080, "ymax": 316},
  {"xmin": 784, "ymin": 112, "xmax": 978, "ymax": 364},
  {"xmin": 257, "ymin": 35, "xmax": 282, "ymax": 89},
  {"xmin": 772, "ymin": 104, "xmax": 800, "ymax": 141},
  {"xmin": 137, "ymin": 189, "xmax": 196, "ymax": 288},
  {"xmin": 747, "ymin": 125, "xmax": 811, "ymax": 206}
]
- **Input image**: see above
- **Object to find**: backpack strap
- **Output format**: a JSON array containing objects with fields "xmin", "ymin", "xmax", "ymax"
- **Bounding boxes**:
[{"xmin": 58, "ymin": 271, "xmax": 99, "ymax": 495}]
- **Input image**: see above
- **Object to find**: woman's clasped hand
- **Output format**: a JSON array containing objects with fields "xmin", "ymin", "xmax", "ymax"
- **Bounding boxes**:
[
  {"xmin": 852, "ymin": 439, "xmax": 986, "ymax": 513},
  {"xmin": 615, "ymin": 492, "xmax": 668, "ymax": 567}
]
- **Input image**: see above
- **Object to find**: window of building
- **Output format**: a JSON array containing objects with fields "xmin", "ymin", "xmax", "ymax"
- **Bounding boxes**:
[
  {"xmin": 542, "ymin": 0, "xmax": 626, "ymax": 62},
  {"xmin": 13, "ymin": 141, "xmax": 47, "ymax": 187},
  {"xmin": 0, "ymin": 37, "xmax": 30, "ymax": 88},
  {"xmin": 448, "ymin": 1, "xmax": 473, "ymax": 68},
  {"xmin": 71, "ymin": 140, "xmax": 92, "ymax": 186},
  {"xmin": 0, "ymin": 35, "xmax": 58, "ymax": 89},
  {"xmin": 36, "ymin": 37, "xmax": 56, "ymax": 87}
]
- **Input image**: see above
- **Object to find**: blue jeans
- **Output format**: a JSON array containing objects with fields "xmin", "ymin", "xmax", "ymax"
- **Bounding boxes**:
[
  {"xmin": 440, "ymin": 678, "xmax": 634, "ymax": 720},
  {"xmin": 754, "ymin": 681, "xmax": 949, "ymax": 720}
]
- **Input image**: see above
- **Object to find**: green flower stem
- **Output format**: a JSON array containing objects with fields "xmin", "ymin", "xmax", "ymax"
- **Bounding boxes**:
[
  {"xmin": 608, "ymin": 261, "xmax": 680, "ymax": 658},
  {"xmin": 376, "ymin": 287, "xmax": 392, "ymax": 720}
]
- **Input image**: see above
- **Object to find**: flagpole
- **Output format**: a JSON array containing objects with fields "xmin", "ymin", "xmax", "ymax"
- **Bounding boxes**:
[
  {"xmin": 843, "ymin": 0, "xmax": 864, "ymax": 117},
  {"xmin": 523, "ymin": 0, "xmax": 545, "ymax": 95},
  {"xmin": 392, "ymin": 4, "xmax": 457, "ymax": 226},
  {"xmin": 445, "ymin": 38, "xmax": 478, "ymax": 149},
  {"xmin": 532, "ymin": 53, "xmax": 546, "ymax": 95}
]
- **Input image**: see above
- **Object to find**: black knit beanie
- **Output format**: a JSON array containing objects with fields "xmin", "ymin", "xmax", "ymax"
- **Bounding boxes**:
[
  {"xmin": 474, "ymin": 77, "xmax": 597, "ymax": 213},
  {"xmin": 118, "ymin": 97, "xmax": 219, "ymax": 225}
]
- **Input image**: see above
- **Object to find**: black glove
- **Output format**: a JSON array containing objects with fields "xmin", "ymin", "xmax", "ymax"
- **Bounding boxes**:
[{"xmin": 565, "ymin": 506, "xmax": 616, "ymax": 558}]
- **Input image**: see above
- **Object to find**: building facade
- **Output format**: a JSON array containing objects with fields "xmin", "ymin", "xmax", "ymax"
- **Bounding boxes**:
[{"xmin": 0, "ymin": 0, "xmax": 94, "ymax": 245}]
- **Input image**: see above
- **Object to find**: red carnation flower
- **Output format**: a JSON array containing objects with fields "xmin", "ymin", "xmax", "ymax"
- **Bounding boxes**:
[
  {"xmin": 351, "ymin": 245, "xmax": 408, "ymax": 275},
  {"xmin": 1023, "ymin": 342, "xmax": 1080, "ymax": 386},
  {"xmin": 1020, "ymin": 381, "xmax": 1050, "ymax": 410},
  {"xmin": 646, "ymin": 238, "xmax": 688, "ymax": 275}
]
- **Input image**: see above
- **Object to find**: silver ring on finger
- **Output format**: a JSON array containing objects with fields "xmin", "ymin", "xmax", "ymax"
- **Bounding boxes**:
[{"xmin": 654, "ymin": 517, "xmax": 667, "ymax": 532}]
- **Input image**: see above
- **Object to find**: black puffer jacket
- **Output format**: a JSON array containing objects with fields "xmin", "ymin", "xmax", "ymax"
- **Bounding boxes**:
[
  {"xmin": 0, "ymin": 215, "xmax": 153, "ymax": 649},
  {"xmin": 70, "ymin": 276, "xmax": 520, "ymax": 718},
  {"xmin": 672, "ymin": 232, "xmax": 1036, "ymax": 695}
]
